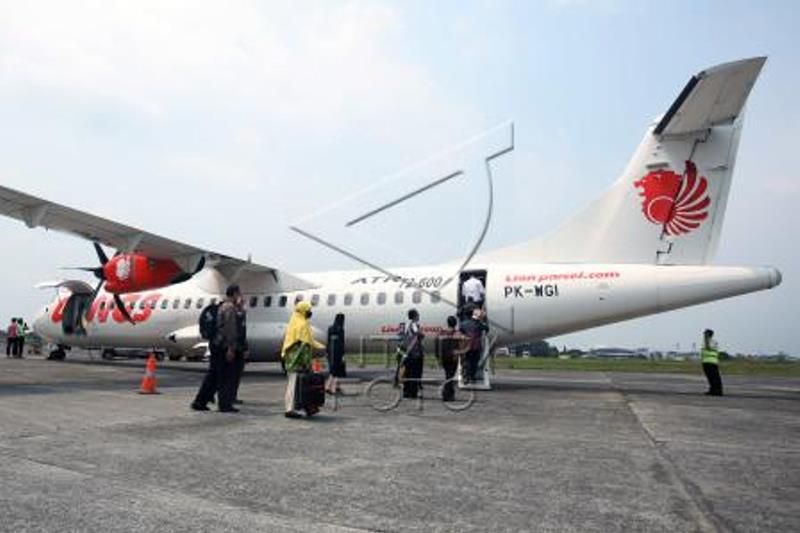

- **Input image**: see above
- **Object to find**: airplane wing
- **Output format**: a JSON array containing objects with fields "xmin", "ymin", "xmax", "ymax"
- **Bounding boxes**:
[
  {"xmin": 0, "ymin": 184, "xmax": 315, "ymax": 291},
  {"xmin": 654, "ymin": 56, "xmax": 766, "ymax": 136}
]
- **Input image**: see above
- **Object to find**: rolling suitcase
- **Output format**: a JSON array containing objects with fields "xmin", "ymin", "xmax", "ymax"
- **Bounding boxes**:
[{"xmin": 296, "ymin": 372, "xmax": 325, "ymax": 414}]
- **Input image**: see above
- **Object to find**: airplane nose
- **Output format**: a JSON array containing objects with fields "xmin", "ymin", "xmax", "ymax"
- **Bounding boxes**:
[{"xmin": 32, "ymin": 308, "xmax": 49, "ymax": 336}]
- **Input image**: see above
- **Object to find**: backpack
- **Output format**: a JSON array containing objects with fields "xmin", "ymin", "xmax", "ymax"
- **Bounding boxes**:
[
  {"xmin": 402, "ymin": 322, "xmax": 423, "ymax": 357},
  {"xmin": 199, "ymin": 303, "xmax": 220, "ymax": 341}
]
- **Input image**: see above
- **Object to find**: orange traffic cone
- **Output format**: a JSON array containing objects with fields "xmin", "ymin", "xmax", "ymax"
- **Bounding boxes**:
[{"xmin": 138, "ymin": 353, "xmax": 159, "ymax": 394}]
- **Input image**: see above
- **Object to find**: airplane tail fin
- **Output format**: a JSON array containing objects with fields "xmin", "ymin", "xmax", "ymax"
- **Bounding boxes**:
[{"xmin": 486, "ymin": 57, "xmax": 766, "ymax": 265}]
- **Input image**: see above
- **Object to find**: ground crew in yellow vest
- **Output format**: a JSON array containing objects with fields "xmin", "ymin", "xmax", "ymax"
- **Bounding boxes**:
[{"xmin": 701, "ymin": 328, "xmax": 723, "ymax": 396}]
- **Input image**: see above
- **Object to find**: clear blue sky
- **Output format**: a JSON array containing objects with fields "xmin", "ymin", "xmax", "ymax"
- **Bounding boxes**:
[{"xmin": 0, "ymin": 1, "xmax": 797, "ymax": 353}]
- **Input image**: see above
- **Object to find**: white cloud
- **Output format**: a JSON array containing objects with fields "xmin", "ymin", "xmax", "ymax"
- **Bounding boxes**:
[
  {"xmin": 764, "ymin": 177, "xmax": 800, "ymax": 195},
  {"xmin": 0, "ymin": 1, "xmax": 476, "ymax": 135}
]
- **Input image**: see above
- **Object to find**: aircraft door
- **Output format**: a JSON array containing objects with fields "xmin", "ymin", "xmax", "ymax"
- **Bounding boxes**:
[
  {"xmin": 61, "ymin": 293, "xmax": 93, "ymax": 335},
  {"xmin": 457, "ymin": 269, "xmax": 487, "ymax": 318}
]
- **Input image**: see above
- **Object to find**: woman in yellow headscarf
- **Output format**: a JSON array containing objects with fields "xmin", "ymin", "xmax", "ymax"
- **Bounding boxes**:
[{"xmin": 282, "ymin": 301, "xmax": 325, "ymax": 418}]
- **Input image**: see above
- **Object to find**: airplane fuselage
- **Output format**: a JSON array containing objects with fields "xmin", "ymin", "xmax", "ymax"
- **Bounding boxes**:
[{"xmin": 33, "ymin": 262, "xmax": 781, "ymax": 361}]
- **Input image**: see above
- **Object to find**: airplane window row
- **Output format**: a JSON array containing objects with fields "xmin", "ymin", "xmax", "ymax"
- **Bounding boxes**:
[
  {"xmin": 97, "ymin": 297, "xmax": 221, "ymax": 312},
  {"xmin": 98, "ymin": 290, "xmax": 441, "ymax": 313},
  {"xmin": 251, "ymin": 290, "xmax": 442, "ymax": 308}
]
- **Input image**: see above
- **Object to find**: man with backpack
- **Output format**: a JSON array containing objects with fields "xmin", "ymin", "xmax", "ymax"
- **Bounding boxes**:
[{"xmin": 191, "ymin": 285, "xmax": 245, "ymax": 413}]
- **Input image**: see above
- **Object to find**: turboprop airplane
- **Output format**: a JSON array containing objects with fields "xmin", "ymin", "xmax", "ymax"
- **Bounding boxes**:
[{"xmin": 0, "ymin": 57, "xmax": 782, "ymax": 364}]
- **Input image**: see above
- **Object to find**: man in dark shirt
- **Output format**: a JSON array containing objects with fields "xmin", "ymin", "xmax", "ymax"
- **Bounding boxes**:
[
  {"xmin": 231, "ymin": 295, "xmax": 248, "ymax": 405},
  {"xmin": 191, "ymin": 284, "xmax": 244, "ymax": 413},
  {"xmin": 438, "ymin": 315, "xmax": 463, "ymax": 401},
  {"xmin": 459, "ymin": 306, "xmax": 488, "ymax": 383}
]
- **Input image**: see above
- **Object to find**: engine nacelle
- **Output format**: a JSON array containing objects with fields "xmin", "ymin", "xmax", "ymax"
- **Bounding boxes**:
[{"xmin": 103, "ymin": 254, "xmax": 184, "ymax": 293}]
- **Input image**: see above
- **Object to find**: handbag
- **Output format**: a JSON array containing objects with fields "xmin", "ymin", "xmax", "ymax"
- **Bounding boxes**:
[{"xmin": 284, "ymin": 342, "xmax": 313, "ymax": 373}]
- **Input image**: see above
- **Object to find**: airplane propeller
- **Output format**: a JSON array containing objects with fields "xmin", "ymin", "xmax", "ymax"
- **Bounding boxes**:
[
  {"xmin": 64, "ymin": 242, "xmax": 135, "ymax": 324},
  {"xmin": 170, "ymin": 255, "xmax": 205, "ymax": 285}
]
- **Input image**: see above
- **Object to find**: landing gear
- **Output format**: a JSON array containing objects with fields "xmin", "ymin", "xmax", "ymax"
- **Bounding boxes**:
[{"xmin": 48, "ymin": 344, "xmax": 69, "ymax": 361}]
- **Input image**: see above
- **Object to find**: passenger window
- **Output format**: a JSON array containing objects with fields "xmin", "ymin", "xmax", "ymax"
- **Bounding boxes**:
[
  {"xmin": 344, "ymin": 293, "xmax": 353, "ymax": 306},
  {"xmin": 412, "ymin": 291, "xmax": 422, "ymax": 304},
  {"xmin": 110, "ymin": 302, "xmax": 116, "ymax": 310},
  {"xmin": 394, "ymin": 291, "xmax": 404, "ymax": 304},
  {"xmin": 210, "ymin": 298, "xmax": 218, "ymax": 306},
  {"xmin": 149, "ymin": 299, "xmax": 157, "ymax": 310},
  {"xmin": 295, "ymin": 294, "xmax": 304, "ymax": 304},
  {"xmin": 173, "ymin": 298, "xmax": 180, "ymax": 310},
  {"xmin": 184, "ymin": 298, "xmax": 192, "ymax": 309},
  {"xmin": 431, "ymin": 291, "xmax": 441, "ymax": 304},
  {"xmin": 160, "ymin": 299, "xmax": 168, "ymax": 310},
  {"xmin": 311, "ymin": 294, "xmax": 320, "ymax": 306},
  {"xmin": 263, "ymin": 295, "xmax": 272, "ymax": 307},
  {"xmin": 377, "ymin": 292, "xmax": 387, "ymax": 305},
  {"xmin": 249, "ymin": 296, "xmax": 258, "ymax": 308},
  {"xmin": 360, "ymin": 293, "xmax": 369, "ymax": 305},
  {"xmin": 196, "ymin": 298, "xmax": 205, "ymax": 309},
  {"xmin": 327, "ymin": 294, "xmax": 336, "ymax": 306},
  {"xmin": 279, "ymin": 295, "xmax": 288, "ymax": 307},
  {"xmin": 130, "ymin": 302, "xmax": 137, "ymax": 310},
  {"xmin": 100, "ymin": 301, "xmax": 106, "ymax": 310}
]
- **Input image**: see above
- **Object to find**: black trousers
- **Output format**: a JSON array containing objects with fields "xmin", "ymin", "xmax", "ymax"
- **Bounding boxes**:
[
  {"xmin": 441, "ymin": 355, "xmax": 458, "ymax": 401},
  {"xmin": 402, "ymin": 355, "xmax": 424, "ymax": 398},
  {"xmin": 216, "ymin": 356, "xmax": 239, "ymax": 410},
  {"xmin": 702, "ymin": 363, "xmax": 723, "ymax": 396},
  {"xmin": 16, "ymin": 338, "xmax": 24, "ymax": 357},
  {"xmin": 465, "ymin": 349, "xmax": 481, "ymax": 382},
  {"xmin": 5, "ymin": 339, "xmax": 13, "ymax": 357},
  {"xmin": 194, "ymin": 346, "xmax": 239, "ymax": 409},
  {"xmin": 193, "ymin": 347, "xmax": 223, "ymax": 407}
]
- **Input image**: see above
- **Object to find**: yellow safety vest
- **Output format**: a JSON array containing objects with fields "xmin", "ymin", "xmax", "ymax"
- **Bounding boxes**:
[{"xmin": 700, "ymin": 339, "xmax": 719, "ymax": 365}]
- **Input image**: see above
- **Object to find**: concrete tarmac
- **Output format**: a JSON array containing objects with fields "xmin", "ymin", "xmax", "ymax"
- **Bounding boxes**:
[{"xmin": 0, "ymin": 355, "xmax": 798, "ymax": 532}]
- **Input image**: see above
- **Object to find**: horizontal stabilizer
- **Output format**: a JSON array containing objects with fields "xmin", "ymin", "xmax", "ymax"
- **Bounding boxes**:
[{"xmin": 655, "ymin": 57, "xmax": 766, "ymax": 136}]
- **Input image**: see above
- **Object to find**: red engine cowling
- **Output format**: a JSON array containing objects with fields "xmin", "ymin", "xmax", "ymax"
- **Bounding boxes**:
[{"xmin": 103, "ymin": 254, "xmax": 184, "ymax": 294}]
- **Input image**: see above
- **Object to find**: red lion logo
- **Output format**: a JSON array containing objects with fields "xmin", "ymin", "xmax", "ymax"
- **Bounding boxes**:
[{"xmin": 633, "ymin": 160, "xmax": 710, "ymax": 235}]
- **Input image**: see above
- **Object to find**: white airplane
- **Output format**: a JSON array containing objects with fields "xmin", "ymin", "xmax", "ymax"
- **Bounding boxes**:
[{"xmin": 0, "ymin": 57, "xmax": 782, "ymax": 364}]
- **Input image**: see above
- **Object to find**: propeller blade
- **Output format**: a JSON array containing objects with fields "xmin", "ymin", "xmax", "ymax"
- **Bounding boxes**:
[
  {"xmin": 82, "ymin": 280, "xmax": 105, "ymax": 326},
  {"xmin": 169, "ymin": 272, "xmax": 192, "ymax": 285},
  {"xmin": 93, "ymin": 242, "xmax": 109, "ymax": 265},
  {"xmin": 60, "ymin": 267, "xmax": 105, "ymax": 279},
  {"xmin": 169, "ymin": 256, "xmax": 206, "ymax": 285},
  {"xmin": 89, "ymin": 280, "xmax": 104, "ymax": 303},
  {"xmin": 114, "ymin": 294, "xmax": 136, "ymax": 325}
]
